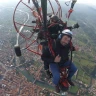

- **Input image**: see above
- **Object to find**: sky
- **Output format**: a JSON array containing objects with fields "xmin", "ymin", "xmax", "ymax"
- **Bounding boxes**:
[
  {"xmin": 62, "ymin": 0, "xmax": 96, "ymax": 6},
  {"xmin": 0, "ymin": 0, "xmax": 96, "ymax": 6},
  {"xmin": 77, "ymin": 0, "xmax": 96, "ymax": 5}
]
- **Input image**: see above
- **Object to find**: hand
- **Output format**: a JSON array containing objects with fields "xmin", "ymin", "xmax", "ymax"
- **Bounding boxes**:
[
  {"xmin": 54, "ymin": 55, "xmax": 61, "ymax": 63},
  {"xmin": 74, "ymin": 46, "xmax": 79, "ymax": 51},
  {"xmin": 73, "ymin": 23, "xmax": 79, "ymax": 29}
]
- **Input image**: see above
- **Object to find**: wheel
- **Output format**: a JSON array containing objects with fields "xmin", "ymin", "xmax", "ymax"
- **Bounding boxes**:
[{"xmin": 14, "ymin": 45, "xmax": 21, "ymax": 56}]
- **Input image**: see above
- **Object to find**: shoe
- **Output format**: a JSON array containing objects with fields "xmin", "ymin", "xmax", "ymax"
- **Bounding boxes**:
[
  {"xmin": 55, "ymin": 85, "xmax": 60, "ymax": 93},
  {"xmin": 45, "ymin": 69, "xmax": 53, "ymax": 79},
  {"xmin": 67, "ymin": 79, "xmax": 75, "ymax": 86}
]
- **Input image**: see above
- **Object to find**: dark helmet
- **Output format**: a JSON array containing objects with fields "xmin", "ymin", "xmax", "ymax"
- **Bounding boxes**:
[{"xmin": 50, "ymin": 15, "xmax": 61, "ymax": 23}]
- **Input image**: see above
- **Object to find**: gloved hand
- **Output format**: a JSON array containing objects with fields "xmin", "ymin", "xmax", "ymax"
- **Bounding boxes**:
[
  {"xmin": 45, "ymin": 69, "xmax": 53, "ymax": 79},
  {"xmin": 72, "ymin": 23, "xmax": 79, "ymax": 29}
]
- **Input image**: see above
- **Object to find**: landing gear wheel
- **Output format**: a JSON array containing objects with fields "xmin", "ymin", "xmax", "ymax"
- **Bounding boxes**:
[{"xmin": 14, "ymin": 45, "xmax": 21, "ymax": 57}]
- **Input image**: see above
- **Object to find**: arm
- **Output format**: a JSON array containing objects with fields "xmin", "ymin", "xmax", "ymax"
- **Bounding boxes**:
[
  {"xmin": 70, "ymin": 42, "xmax": 75, "ymax": 51},
  {"xmin": 41, "ymin": 46, "xmax": 55, "ymax": 64},
  {"xmin": 74, "ymin": 46, "xmax": 79, "ymax": 51},
  {"xmin": 70, "ymin": 45, "xmax": 79, "ymax": 51},
  {"xmin": 71, "ymin": 46, "xmax": 75, "ymax": 51}
]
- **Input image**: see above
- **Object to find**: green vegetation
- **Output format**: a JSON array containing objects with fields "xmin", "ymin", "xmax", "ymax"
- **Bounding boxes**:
[
  {"xmin": 69, "ymin": 86, "xmax": 79, "ymax": 94},
  {"xmin": 35, "ymin": 81, "xmax": 54, "ymax": 91}
]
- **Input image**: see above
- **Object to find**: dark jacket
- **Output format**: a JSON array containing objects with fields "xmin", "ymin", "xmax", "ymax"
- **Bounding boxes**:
[{"xmin": 41, "ymin": 39, "xmax": 75, "ymax": 64}]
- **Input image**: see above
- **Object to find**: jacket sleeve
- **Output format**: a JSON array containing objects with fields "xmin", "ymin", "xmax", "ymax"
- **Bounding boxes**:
[{"xmin": 41, "ymin": 46, "xmax": 55, "ymax": 64}]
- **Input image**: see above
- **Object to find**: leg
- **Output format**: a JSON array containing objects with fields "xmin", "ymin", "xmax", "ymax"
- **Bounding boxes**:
[
  {"xmin": 50, "ymin": 63, "xmax": 60, "ymax": 85},
  {"xmin": 44, "ymin": 61, "xmax": 52, "ymax": 79},
  {"xmin": 44, "ymin": 61, "xmax": 49, "ymax": 70},
  {"xmin": 50, "ymin": 63, "xmax": 60, "ymax": 93},
  {"xmin": 61, "ymin": 61, "xmax": 77, "ymax": 86},
  {"xmin": 67, "ymin": 62, "xmax": 77, "ymax": 79},
  {"xmin": 61, "ymin": 60, "xmax": 77, "ymax": 79}
]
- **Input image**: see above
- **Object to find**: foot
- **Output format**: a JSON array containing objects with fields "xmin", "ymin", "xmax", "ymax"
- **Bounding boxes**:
[
  {"xmin": 45, "ymin": 69, "xmax": 53, "ymax": 79},
  {"xmin": 55, "ymin": 85, "xmax": 60, "ymax": 93},
  {"xmin": 67, "ymin": 79, "xmax": 75, "ymax": 86}
]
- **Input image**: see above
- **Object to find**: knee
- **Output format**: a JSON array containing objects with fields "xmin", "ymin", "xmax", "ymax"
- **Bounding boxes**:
[
  {"xmin": 73, "ymin": 66, "xmax": 77, "ymax": 73},
  {"xmin": 70, "ymin": 64, "xmax": 77, "ymax": 73},
  {"xmin": 73, "ymin": 64, "xmax": 77, "ymax": 70}
]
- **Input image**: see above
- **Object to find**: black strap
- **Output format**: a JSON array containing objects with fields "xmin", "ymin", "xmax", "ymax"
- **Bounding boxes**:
[
  {"xmin": 70, "ymin": 49, "xmax": 72, "ymax": 61},
  {"xmin": 69, "ymin": 41, "xmax": 73, "ymax": 66}
]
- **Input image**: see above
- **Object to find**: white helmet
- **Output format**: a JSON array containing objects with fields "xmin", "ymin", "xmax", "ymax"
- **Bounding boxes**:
[
  {"xmin": 62, "ymin": 29, "xmax": 73, "ymax": 38},
  {"xmin": 58, "ymin": 29, "xmax": 73, "ymax": 39}
]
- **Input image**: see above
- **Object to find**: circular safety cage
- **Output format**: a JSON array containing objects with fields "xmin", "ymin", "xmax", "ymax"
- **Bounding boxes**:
[{"xmin": 13, "ymin": 0, "xmax": 62, "ymax": 55}]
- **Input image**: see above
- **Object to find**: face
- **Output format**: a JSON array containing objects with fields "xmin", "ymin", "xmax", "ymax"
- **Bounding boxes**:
[{"xmin": 60, "ymin": 35, "xmax": 71, "ymax": 46}]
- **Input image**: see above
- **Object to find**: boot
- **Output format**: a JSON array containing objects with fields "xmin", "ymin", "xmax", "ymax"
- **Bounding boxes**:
[
  {"xmin": 45, "ymin": 69, "xmax": 52, "ymax": 79},
  {"xmin": 67, "ymin": 79, "xmax": 75, "ymax": 86},
  {"xmin": 55, "ymin": 84, "xmax": 60, "ymax": 93}
]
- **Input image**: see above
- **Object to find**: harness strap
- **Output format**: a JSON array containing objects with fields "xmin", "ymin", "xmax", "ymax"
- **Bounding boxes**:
[{"xmin": 69, "ymin": 41, "xmax": 73, "ymax": 66}]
